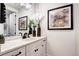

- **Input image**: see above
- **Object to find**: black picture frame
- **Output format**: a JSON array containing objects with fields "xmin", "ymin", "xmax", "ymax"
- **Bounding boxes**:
[
  {"xmin": 18, "ymin": 16, "xmax": 28, "ymax": 30},
  {"xmin": 48, "ymin": 4, "xmax": 73, "ymax": 30}
]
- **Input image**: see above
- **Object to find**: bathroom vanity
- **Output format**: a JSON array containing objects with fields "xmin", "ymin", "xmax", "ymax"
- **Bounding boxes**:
[{"xmin": 0, "ymin": 36, "xmax": 47, "ymax": 56}]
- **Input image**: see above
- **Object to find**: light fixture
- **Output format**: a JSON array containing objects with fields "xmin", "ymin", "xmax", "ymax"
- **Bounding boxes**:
[
  {"xmin": 20, "ymin": 3, "xmax": 25, "ymax": 7},
  {"xmin": 25, "ymin": 3, "xmax": 32, "ymax": 9},
  {"xmin": 20, "ymin": 3, "xmax": 32, "ymax": 9}
]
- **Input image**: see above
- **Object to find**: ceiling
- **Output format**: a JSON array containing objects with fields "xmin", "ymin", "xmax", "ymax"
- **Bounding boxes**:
[
  {"xmin": 5, "ymin": 3, "xmax": 23, "ymax": 10},
  {"xmin": 5, "ymin": 3, "xmax": 39, "ymax": 15},
  {"xmin": 5, "ymin": 3, "xmax": 38, "ymax": 10}
]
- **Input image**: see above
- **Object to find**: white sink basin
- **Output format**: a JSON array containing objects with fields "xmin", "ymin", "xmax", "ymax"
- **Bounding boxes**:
[{"xmin": 5, "ymin": 36, "xmax": 22, "ymax": 41}]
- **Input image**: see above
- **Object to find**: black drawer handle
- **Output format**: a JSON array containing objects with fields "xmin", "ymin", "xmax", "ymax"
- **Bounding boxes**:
[
  {"xmin": 15, "ymin": 52, "xmax": 22, "ymax": 56},
  {"xmin": 34, "ymin": 49, "xmax": 38, "ymax": 52},
  {"xmin": 42, "ymin": 45, "xmax": 44, "ymax": 47},
  {"xmin": 43, "ymin": 40, "xmax": 46, "ymax": 41}
]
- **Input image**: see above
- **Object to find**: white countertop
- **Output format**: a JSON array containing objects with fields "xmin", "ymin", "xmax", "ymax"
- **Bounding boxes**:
[{"xmin": 0, "ymin": 36, "xmax": 46, "ymax": 55}]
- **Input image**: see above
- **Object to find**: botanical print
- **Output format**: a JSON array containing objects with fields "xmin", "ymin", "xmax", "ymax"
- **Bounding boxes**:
[{"xmin": 48, "ymin": 4, "xmax": 73, "ymax": 30}]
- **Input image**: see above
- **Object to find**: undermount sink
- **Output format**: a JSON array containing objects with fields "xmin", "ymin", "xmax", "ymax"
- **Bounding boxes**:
[{"xmin": 5, "ymin": 36, "xmax": 22, "ymax": 41}]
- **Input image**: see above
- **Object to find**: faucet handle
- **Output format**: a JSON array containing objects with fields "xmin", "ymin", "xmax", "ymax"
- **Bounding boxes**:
[
  {"xmin": 24, "ymin": 33, "xmax": 27, "ymax": 36},
  {"xmin": 19, "ymin": 32, "xmax": 22, "ymax": 36},
  {"xmin": 22, "ymin": 33, "xmax": 27, "ymax": 39}
]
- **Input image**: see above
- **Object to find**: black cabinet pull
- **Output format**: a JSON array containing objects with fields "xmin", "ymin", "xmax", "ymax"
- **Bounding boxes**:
[
  {"xmin": 15, "ymin": 52, "xmax": 22, "ymax": 56},
  {"xmin": 34, "ymin": 49, "xmax": 38, "ymax": 52},
  {"xmin": 43, "ymin": 40, "xmax": 46, "ymax": 41},
  {"xmin": 36, "ymin": 49, "xmax": 38, "ymax": 51},
  {"xmin": 34, "ymin": 50, "xmax": 37, "ymax": 52},
  {"xmin": 42, "ymin": 45, "xmax": 44, "ymax": 47}
]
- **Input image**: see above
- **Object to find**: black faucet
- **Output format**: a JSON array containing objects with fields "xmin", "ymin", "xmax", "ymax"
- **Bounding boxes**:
[
  {"xmin": 22, "ymin": 33, "xmax": 27, "ymax": 39},
  {"xmin": 19, "ymin": 32, "xmax": 30, "ymax": 39}
]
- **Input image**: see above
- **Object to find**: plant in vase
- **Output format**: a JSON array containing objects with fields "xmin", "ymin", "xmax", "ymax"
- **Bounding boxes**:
[
  {"xmin": 28, "ymin": 19, "xmax": 37, "ymax": 37},
  {"xmin": 28, "ymin": 20, "xmax": 34, "ymax": 35}
]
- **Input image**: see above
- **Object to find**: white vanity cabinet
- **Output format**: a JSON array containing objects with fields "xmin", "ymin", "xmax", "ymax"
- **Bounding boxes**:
[
  {"xmin": 2, "ymin": 46, "xmax": 26, "ymax": 56},
  {"xmin": 26, "ymin": 38, "xmax": 47, "ymax": 56},
  {"xmin": 0, "ymin": 36, "xmax": 47, "ymax": 56}
]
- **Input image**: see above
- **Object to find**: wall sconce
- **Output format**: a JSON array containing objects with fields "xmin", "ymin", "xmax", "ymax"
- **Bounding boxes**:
[{"xmin": 0, "ymin": 3, "xmax": 6, "ymax": 23}]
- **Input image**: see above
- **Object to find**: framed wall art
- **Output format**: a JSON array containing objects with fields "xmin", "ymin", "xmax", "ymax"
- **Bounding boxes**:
[
  {"xmin": 48, "ymin": 4, "xmax": 73, "ymax": 30},
  {"xmin": 18, "ymin": 16, "xmax": 28, "ymax": 30}
]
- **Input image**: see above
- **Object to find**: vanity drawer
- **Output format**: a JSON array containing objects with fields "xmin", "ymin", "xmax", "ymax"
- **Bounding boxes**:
[
  {"xmin": 26, "ymin": 45, "xmax": 41, "ymax": 56},
  {"xmin": 26, "ymin": 38, "xmax": 47, "ymax": 56},
  {"xmin": 26, "ymin": 43, "xmax": 46, "ymax": 56},
  {"xmin": 16, "ymin": 46, "xmax": 25, "ymax": 56},
  {"xmin": 26, "ymin": 40, "xmax": 42, "ymax": 52},
  {"xmin": 2, "ymin": 46, "xmax": 25, "ymax": 56},
  {"xmin": 2, "ymin": 52, "xmax": 11, "ymax": 56}
]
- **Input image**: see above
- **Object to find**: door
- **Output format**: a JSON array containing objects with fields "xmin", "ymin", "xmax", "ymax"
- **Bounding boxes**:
[{"xmin": 9, "ymin": 13, "xmax": 16, "ymax": 36}]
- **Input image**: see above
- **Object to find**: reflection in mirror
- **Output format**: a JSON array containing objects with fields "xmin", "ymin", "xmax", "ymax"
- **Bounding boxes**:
[
  {"xmin": 3, "ymin": 3, "xmax": 39, "ymax": 37},
  {"xmin": 4, "ymin": 9, "xmax": 16, "ymax": 37}
]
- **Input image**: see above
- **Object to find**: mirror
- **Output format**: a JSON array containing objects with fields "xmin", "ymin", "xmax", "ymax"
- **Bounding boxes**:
[
  {"xmin": 4, "ymin": 6, "xmax": 16, "ymax": 37},
  {"xmin": 3, "ymin": 3, "xmax": 39, "ymax": 37}
]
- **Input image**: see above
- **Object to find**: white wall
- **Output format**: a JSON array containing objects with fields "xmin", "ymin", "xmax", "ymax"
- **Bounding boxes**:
[
  {"xmin": 75, "ymin": 4, "xmax": 79, "ymax": 55},
  {"xmin": 34, "ymin": 3, "xmax": 79, "ymax": 56},
  {"xmin": 0, "ymin": 24, "xmax": 4, "ymax": 35}
]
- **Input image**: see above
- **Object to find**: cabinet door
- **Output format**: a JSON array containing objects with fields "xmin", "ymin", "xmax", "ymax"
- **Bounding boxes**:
[
  {"xmin": 40, "ymin": 44, "xmax": 46, "ymax": 56},
  {"xmin": 42, "ymin": 39, "xmax": 47, "ymax": 56},
  {"xmin": 38, "ymin": 39, "xmax": 47, "ymax": 56}
]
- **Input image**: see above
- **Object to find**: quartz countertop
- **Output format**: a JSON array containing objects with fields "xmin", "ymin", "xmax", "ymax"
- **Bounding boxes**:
[{"xmin": 0, "ymin": 36, "xmax": 46, "ymax": 55}]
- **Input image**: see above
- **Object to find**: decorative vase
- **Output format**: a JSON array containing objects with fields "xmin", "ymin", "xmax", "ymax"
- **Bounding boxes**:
[
  {"xmin": 0, "ymin": 35, "xmax": 5, "ymax": 44},
  {"xmin": 37, "ymin": 24, "xmax": 41, "ymax": 37},
  {"xmin": 33, "ymin": 26, "xmax": 36, "ymax": 37},
  {"xmin": 0, "ymin": 44, "xmax": 1, "ymax": 52},
  {"xmin": 29, "ymin": 26, "xmax": 32, "ymax": 35}
]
